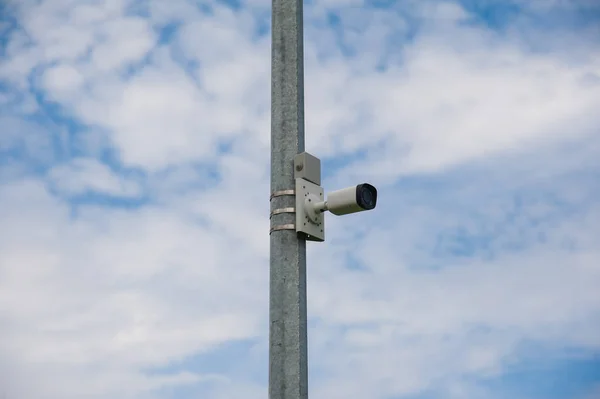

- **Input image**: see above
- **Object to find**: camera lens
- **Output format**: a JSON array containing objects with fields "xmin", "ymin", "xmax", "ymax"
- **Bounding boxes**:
[
  {"xmin": 356, "ymin": 183, "xmax": 377, "ymax": 210},
  {"xmin": 361, "ymin": 188, "xmax": 373, "ymax": 207}
]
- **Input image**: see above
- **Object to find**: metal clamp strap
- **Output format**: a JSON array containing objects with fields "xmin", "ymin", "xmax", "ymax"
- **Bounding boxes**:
[
  {"xmin": 270, "ymin": 189, "xmax": 295, "ymax": 200},
  {"xmin": 270, "ymin": 207, "xmax": 295, "ymax": 219},
  {"xmin": 269, "ymin": 224, "xmax": 296, "ymax": 234}
]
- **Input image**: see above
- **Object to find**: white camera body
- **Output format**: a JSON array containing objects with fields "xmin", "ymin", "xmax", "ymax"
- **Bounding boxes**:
[{"xmin": 326, "ymin": 184, "xmax": 377, "ymax": 216}]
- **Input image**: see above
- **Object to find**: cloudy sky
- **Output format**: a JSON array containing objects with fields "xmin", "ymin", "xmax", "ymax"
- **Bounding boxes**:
[{"xmin": 1, "ymin": 0, "xmax": 599, "ymax": 398}]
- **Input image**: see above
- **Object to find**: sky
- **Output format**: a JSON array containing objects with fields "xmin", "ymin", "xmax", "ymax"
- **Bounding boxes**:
[{"xmin": 0, "ymin": 0, "xmax": 599, "ymax": 398}]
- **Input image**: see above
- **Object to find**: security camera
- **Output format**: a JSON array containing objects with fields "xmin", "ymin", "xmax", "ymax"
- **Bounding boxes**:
[
  {"xmin": 292, "ymin": 152, "xmax": 379, "ymax": 242},
  {"xmin": 308, "ymin": 183, "xmax": 378, "ymax": 216}
]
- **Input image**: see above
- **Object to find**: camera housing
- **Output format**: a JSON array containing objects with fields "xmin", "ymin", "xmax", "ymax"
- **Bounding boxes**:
[{"xmin": 325, "ymin": 184, "xmax": 378, "ymax": 215}]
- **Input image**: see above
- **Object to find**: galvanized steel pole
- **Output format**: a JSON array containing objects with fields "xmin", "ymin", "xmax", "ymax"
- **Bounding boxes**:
[{"xmin": 269, "ymin": 0, "xmax": 308, "ymax": 395}]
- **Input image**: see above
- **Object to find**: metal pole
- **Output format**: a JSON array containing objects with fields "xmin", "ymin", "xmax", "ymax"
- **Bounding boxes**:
[{"xmin": 269, "ymin": 0, "xmax": 307, "ymax": 395}]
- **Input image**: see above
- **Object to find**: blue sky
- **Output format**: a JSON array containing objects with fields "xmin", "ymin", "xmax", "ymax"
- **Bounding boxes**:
[{"xmin": 1, "ymin": 0, "xmax": 599, "ymax": 398}]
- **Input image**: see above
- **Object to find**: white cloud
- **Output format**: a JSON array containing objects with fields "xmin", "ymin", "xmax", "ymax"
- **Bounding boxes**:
[
  {"xmin": 7, "ymin": 0, "xmax": 271, "ymax": 171},
  {"xmin": 42, "ymin": 63, "xmax": 86, "ymax": 96},
  {"xmin": 89, "ymin": 16, "xmax": 156, "ymax": 72},
  {"xmin": 303, "ymin": 14, "xmax": 600, "ymax": 178},
  {"xmin": 0, "ymin": 179, "xmax": 267, "ymax": 398},
  {"xmin": 47, "ymin": 158, "xmax": 143, "ymax": 197}
]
